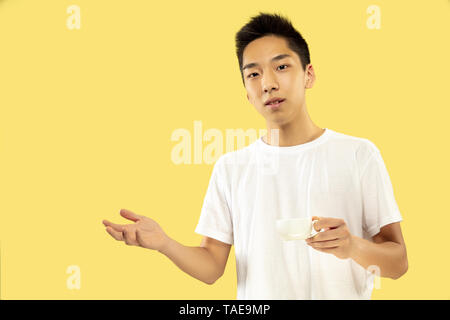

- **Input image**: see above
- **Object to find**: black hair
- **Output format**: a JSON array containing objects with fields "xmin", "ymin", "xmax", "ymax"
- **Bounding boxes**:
[{"xmin": 235, "ymin": 12, "xmax": 311, "ymax": 85}]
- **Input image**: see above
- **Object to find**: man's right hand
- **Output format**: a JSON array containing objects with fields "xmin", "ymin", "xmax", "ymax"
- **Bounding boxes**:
[{"xmin": 103, "ymin": 209, "xmax": 169, "ymax": 251}]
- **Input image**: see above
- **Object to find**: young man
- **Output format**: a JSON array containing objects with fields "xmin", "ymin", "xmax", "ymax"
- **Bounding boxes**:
[{"xmin": 103, "ymin": 12, "xmax": 408, "ymax": 299}]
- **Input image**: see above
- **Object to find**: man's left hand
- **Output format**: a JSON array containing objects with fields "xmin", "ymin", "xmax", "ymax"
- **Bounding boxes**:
[{"xmin": 305, "ymin": 216, "xmax": 355, "ymax": 260}]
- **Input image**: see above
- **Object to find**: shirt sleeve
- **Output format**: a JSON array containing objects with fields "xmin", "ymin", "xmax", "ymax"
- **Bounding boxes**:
[
  {"xmin": 359, "ymin": 145, "xmax": 403, "ymax": 238},
  {"xmin": 195, "ymin": 156, "xmax": 234, "ymax": 245}
]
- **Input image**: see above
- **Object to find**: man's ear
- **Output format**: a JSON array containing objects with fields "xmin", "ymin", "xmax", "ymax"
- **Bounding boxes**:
[{"xmin": 305, "ymin": 64, "xmax": 316, "ymax": 89}]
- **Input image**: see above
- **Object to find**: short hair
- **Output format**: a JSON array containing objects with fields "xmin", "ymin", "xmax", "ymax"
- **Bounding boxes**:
[{"xmin": 235, "ymin": 12, "xmax": 311, "ymax": 85}]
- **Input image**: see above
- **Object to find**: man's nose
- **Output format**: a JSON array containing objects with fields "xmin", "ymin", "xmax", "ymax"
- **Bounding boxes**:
[{"xmin": 262, "ymin": 71, "xmax": 279, "ymax": 93}]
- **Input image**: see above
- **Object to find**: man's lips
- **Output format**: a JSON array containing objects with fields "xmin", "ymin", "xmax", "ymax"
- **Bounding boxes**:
[
  {"xmin": 265, "ymin": 99, "xmax": 285, "ymax": 109},
  {"xmin": 265, "ymin": 98, "xmax": 285, "ymax": 105}
]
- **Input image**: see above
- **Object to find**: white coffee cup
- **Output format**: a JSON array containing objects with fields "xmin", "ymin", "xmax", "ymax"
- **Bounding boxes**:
[{"xmin": 276, "ymin": 218, "xmax": 321, "ymax": 241}]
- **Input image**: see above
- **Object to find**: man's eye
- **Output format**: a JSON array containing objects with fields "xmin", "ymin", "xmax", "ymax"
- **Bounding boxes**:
[{"xmin": 247, "ymin": 65, "xmax": 287, "ymax": 78}]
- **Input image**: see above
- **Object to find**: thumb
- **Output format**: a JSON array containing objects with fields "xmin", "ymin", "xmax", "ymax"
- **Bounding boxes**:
[{"xmin": 120, "ymin": 208, "xmax": 141, "ymax": 222}]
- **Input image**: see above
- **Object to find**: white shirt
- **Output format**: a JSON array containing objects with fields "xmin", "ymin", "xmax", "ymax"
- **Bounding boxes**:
[{"xmin": 195, "ymin": 128, "xmax": 403, "ymax": 299}]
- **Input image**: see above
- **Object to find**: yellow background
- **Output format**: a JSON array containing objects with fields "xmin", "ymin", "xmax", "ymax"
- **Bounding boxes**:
[{"xmin": 0, "ymin": 0, "xmax": 449, "ymax": 299}]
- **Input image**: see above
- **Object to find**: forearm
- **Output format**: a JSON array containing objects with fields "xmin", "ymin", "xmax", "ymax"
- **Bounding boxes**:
[
  {"xmin": 157, "ymin": 236, "xmax": 221, "ymax": 285},
  {"xmin": 350, "ymin": 235, "xmax": 408, "ymax": 279}
]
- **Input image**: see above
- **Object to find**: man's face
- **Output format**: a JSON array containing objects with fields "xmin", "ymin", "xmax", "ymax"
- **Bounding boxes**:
[{"xmin": 242, "ymin": 35, "xmax": 314, "ymax": 125}]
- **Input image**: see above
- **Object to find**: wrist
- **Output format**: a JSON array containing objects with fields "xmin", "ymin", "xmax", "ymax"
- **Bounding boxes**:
[
  {"xmin": 348, "ymin": 234, "xmax": 361, "ymax": 260},
  {"xmin": 157, "ymin": 235, "xmax": 173, "ymax": 255}
]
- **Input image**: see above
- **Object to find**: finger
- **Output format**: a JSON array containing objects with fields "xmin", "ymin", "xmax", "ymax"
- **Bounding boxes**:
[
  {"xmin": 311, "ymin": 217, "xmax": 324, "ymax": 232},
  {"xmin": 120, "ymin": 209, "xmax": 142, "ymax": 222},
  {"xmin": 308, "ymin": 239, "xmax": 342, "ymax": 249},
  {"xmin": 310, "ymin": 246, "xmax": 338, "ymax": 255},
  {"xmin": 314, "ymin": 217, "xmax": 345, "ymax": 230},
  {"xmin": 307, "ymin": 228, "xmax": 342, "ymax": 243},
  {"xmin": 123, "ymin": 228, "xmax": 138, "ymax": 246},
  {"xmin": 136, "ymin": 229, "xmax": 144, "ymax": 247},
  {"xmin": 311, "ymin": 217, "xmax": 331, "ymax": 232},
  {"xmin": 135, "ymin": 229, "xmax": 141, "ymax": 246},
  {"xmin": 103, "ymin": 220, "xmax": 126, "ymax": 232},
  {"xmin": 106, "ymin": 226, "xmax": 124, "ymax": 241}
]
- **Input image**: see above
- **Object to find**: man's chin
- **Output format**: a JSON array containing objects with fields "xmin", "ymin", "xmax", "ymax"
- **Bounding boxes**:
[{"xmin": 264, "ymin": 115, "xmax": 291, "ymax": 126}]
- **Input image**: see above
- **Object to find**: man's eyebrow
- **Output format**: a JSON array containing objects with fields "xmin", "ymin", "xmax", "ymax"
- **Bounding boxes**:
[{"xmin": 242, "ymin": 54, "xmax": 292, "ymax": 72}]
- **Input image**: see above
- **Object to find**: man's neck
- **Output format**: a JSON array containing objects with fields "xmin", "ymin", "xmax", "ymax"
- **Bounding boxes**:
[{"xmin": 263, "ymin": 106, "xmax": 324, "ymax": 147}]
